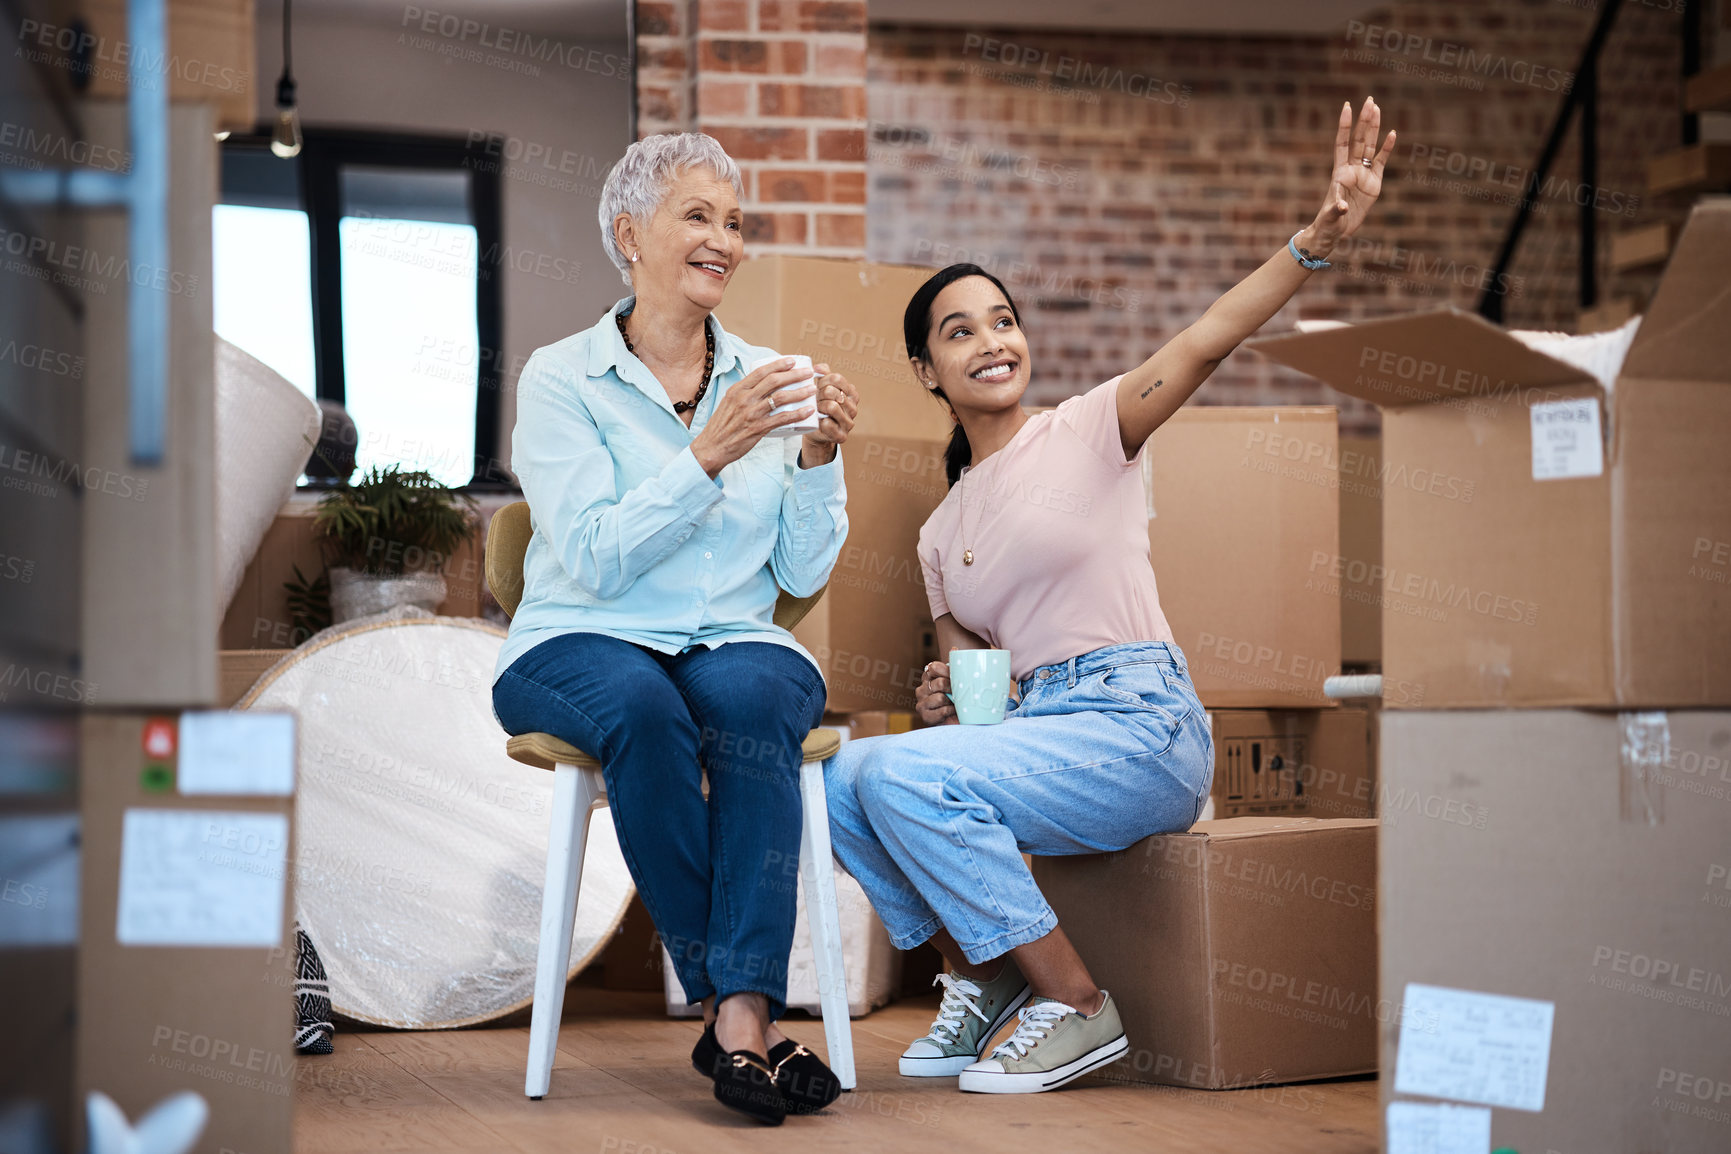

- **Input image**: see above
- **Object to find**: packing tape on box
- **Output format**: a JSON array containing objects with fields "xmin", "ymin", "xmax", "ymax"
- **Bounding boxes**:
[{"xmin": 1618, "ymin": 710, "xmax": 1669, "ymax": 827}]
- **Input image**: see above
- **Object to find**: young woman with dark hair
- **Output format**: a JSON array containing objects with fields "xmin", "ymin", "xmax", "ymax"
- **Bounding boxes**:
[{"xmin": 824, "ymin": 97, "xmax": 1393, "ymax": 1094}]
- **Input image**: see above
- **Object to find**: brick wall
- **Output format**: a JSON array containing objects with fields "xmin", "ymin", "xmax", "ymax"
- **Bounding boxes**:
[
  {"xmin": 865, "ymin": 0, "xmax": 1695, "ymax": 424},
  {"xmin": 636, "ymin": 1, "xmax": 868, "ymax": 257}
]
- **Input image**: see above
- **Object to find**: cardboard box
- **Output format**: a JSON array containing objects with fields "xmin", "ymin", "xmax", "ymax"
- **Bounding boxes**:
[
  {"xmin": 1337, "ymin": 432, "xmax": 1382, "ymax": 666},
  {"xmin": 716, "ymin": 255, "xmax": 955, "ymax": 442},
  {"xmin": 77, "ymin": 713, "xmax": 296, "ymax": 1154},
  {"xmin": 1249, "ymin": 201, "xmax": 1731, "ymax": 709},
  {"xmin": 1208, "ymin": 708, "xmax": 1372, "ymax": 820},
  {"xmin": 41, "ymin": 0, "xmax": 256, "ymax": 132},
  {"xmin": 1146, "ymin": 407, "xmax": 1341, "ymax": 707},
  {"xmin": 1378, "ymin": 710, "xmax": 1731, "ymax": 1153},
  {"xmin": 219, "ymin": 502, "xmax": 487, "ymax": 650},
  {"xmin": 1034, "ymin": 816, "xmax": 1378, "ymax": 1090},
  {"xmin": 837, "ymin": 710, "xmax": 917, "ymax": 739},
  {"xmin": 795, "ymin": 435, "xmax": 947, "ymax": 712},
  {"xmin": 219, "ymin": 649, "xmax": 282, "ymax": 707}
]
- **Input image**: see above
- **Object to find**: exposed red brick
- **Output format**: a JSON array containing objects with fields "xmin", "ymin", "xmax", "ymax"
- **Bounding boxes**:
[
  {"xmin": 697, "ymin": 0, "xmax": 749, "ymax": 32},
  {"xmin": 815, "ymin": 210, "xmax": 865, "ymax": 248},
  {"xmin": 755, "ymin": 167, "xmax": 827, "ymax": 202},
  {"xmin": 744, "ymin": 211, "xmax": 810, "ymax": 244},
  {"xmin": 815, "ymin": 127, "xmax": 865, "ymax": 162},
  {"xmin": 698, "ymin": 77, "xmax": 753, "ymax": 117},
  {"xmin": 830, "ymin": 168, "xmax": 866, "ymax": 204},
  {"xmin": 815, "ymin": 42, "xmax": 867, "ymax": 79},
  {"xmin": 757, "ymin": 82, "xmax": 864, "ymax": 119},
  {"xmin": 636, "ymin": 2, "xmax": 680, "ymax": 37},
  {"xmin": 862, "ymin": 4, "xmax": 1688, "ymax": 421},
  {"xmin": 706, "ymin": 125, "xmax": 809, "ymax": 161},
  {"xmin": 699, "ymin": 38, "xmax": 771, "ymax": 73},
  {"xmin": 758, "ymin": 1, "xmax": 865, "ymax": 33}
]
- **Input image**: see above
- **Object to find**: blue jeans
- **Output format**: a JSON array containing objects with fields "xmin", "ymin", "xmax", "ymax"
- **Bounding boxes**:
[
  {"xmin": 824, "ymin": 641, "xmax": 1213, "ymax": 964},
  {"xmin": 493, "ymin": 632, "xmax": 826, "ymax": 1019}
]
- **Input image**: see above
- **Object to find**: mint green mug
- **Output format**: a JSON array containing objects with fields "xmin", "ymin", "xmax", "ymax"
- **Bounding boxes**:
[{"xmin": 947, "ymin": 649, "xmax": 1013, "ymax": 725}]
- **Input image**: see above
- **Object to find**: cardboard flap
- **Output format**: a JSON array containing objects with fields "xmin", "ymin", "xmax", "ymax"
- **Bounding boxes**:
[
  {"xmin": 1247, "ymin": 308, "xmax": 1596, "ymax": 406},
  {"xmin": 1618, "ymin": 200, "xmax": 1731, "ymax": 385},
  {"xmin": 1190, "ymin": 816, "xmax": 1378, "ymax": 841}
]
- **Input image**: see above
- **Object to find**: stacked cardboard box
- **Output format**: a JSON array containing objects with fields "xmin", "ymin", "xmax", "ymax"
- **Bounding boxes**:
[
  {"xmin": 1024, "ymin": 403, "xmax": 1381, "ymax": 1091},
  {"xmin": 1036, "ymin": 817, "xmax": 1379, "ymax": 1089},
  {"xmin": 1147, "ymin": 407, "xmax": 1341, "ymax": 709},
  {"xmin": 718, "ymin": 255, "xmax": 953, "ymax": 714},
  {"xmin": 1251, "ymin": 200, "xmax": 1731, "ymax": 1151},
  {"xmin": 78, "ymin": 712, "xmax": 298, "ymax": 1154}
]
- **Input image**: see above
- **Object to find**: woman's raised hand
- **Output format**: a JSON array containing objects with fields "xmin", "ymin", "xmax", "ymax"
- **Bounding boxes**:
[
  {"xmin": 916, "ymin": 660, "xmax": 957, "ymax": 726},
  {"xmin": 689, "ymin": 358, "xmax": 817, "ymax": 478},
  {"xmin": 1309, "ymin": 96, "xmax": 1395, "ymax": 253}
]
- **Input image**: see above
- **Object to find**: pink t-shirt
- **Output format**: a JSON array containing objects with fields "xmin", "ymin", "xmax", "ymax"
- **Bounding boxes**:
[{"xmin": 918, "ymin": 377, "xmax": 1175, "ymax": 682}]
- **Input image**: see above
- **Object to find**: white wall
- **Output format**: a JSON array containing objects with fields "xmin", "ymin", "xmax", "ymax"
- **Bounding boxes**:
[{"xmin": 253, "ymin": 0, "xmax": 633, "ymax": 477}]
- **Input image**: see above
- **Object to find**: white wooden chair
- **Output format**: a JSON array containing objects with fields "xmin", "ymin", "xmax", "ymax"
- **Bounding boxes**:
[{"xmin": 485, "ymin": 501, "xmax": 855, "ymax": 1099}]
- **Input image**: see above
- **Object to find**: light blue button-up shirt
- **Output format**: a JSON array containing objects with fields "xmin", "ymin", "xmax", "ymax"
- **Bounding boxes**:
[{"xmin": 494, "ymin": 297, "xmax": 847, "ymax": 685}]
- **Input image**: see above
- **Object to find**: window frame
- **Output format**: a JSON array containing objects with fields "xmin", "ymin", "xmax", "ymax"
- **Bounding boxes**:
[{"xmin": 218, "ymin": 127, "xmax": 509, "ymax": 491}]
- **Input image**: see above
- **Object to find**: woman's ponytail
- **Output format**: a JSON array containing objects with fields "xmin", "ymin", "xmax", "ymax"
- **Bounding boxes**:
[{"xmin": 943, "ymin": 423, "xmax": 971, "ymax": 488}]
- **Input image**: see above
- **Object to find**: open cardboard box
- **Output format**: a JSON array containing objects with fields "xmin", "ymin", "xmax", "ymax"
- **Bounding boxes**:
[{"xmin": 1248, "ymin": 200, "xmax": 1731, "ymax": 709}]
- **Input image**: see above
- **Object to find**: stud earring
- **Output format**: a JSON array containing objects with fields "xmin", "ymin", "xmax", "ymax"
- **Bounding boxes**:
[{"xmin": 629, "ymin": 253, "xmax": 639, "ymax": 262}]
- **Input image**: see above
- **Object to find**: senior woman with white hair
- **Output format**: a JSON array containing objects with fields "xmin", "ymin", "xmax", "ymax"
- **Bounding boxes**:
[{"xmin": 491, "ymin": 132, "xmax": 861, "ymax": 1125}]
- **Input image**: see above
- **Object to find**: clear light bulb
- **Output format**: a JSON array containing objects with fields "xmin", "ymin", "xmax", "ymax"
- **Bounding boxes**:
[{"xmin": 270, "ymin": 103, "xmax": 301, "ymax": 158}]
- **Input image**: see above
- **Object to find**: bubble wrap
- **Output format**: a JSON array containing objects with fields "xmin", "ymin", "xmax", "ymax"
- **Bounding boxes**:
[
  {"xmin": 239, "ymin": 614, "xmax": 634, "ymax": 1028},
  {"xmin": 214, "ymin": 337, "xmax": 322, "ymax": 620}
]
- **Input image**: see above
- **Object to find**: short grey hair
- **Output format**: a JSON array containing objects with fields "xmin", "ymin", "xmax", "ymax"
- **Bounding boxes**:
[{"xmin": 598, "ymin": 132, "xmax": 744, "ymax": 284}]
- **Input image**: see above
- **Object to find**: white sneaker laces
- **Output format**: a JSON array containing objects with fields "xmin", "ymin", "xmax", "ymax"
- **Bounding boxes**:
[
  {"xmin": 991, "ymin": 1000, "xmax": 1077, "ymax": 1061},
  {"xmin": 922, "ymin": 972, "xmax": 990, "ymax": 1044}
]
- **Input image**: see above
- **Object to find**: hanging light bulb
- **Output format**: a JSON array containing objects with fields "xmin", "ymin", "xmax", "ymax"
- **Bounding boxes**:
[
  {"xmin": 271, "ymin": 75, "xmax": 301, "ymax": 158},
  {"xmin": 270, "ymin": 0, "xmax": 301, "ymax": 158}
]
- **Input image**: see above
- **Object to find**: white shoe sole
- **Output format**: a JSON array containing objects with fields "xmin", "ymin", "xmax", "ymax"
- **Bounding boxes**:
[
  {"xmin": 897, "ymin": 984, "xmax": 1034, "ymax": 1078},
  {"xmin": 956, "ymin": 1033, "xmax": 1130, "ymax": 1094}
]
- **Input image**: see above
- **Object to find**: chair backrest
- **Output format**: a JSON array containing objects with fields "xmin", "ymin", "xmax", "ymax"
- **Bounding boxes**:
[{"xmin": 484, "ymin": 501, "xmax": 827, "ymax": 630}]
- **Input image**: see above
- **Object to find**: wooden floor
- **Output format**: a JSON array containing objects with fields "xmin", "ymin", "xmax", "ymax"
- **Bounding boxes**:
[{"xmin": 295, "ymin": 982, "xmax": 1380, "ymax": 1153}]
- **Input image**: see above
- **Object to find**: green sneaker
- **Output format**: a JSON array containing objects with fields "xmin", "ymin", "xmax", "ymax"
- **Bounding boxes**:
[
  {"xmin": 898, "ymin": 960, "xmax": 1032, "ymax": 1077},
  {"xmin": 956, "ymin": 992, "xmax": 1129, "ymax": 1094}
]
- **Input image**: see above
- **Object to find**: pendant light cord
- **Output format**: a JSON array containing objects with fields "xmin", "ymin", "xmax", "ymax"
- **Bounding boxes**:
[{"xmin": 282, "ymin": 0, "xmax": 293, "ymax": 80}]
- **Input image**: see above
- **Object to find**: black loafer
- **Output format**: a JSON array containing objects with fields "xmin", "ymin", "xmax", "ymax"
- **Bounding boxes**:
[
  {"xmin": 692, "ymin": 1022, "xmax": 722, "ymax": 1077},
  {"xmin": 695, "ymin": 1025, "xmax": 786, "ymax": 1125},
  {"xmin": 769, "ymin": 1039, "xmax": 842, "ymax": 1114}
]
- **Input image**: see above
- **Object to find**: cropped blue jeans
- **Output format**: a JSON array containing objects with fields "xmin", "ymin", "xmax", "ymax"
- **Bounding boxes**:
[
  {"xmin": 494, "ymin": 632, "xmax": 825, "ymax": 1020},
  {"xmin": 824, "ymin": 641, "xmax": 1213, "ymax": 964}
]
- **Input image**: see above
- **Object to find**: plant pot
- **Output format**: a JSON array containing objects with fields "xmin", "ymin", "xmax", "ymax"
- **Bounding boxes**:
[{"xmin": 327, "ymin": 567, "xmax": 447, "ymax": 624}]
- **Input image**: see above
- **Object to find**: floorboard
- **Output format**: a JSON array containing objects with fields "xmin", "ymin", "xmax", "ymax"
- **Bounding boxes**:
[{"xmin": 296, "ymin": 984, "xmax": 1379, "ymax": 1153}]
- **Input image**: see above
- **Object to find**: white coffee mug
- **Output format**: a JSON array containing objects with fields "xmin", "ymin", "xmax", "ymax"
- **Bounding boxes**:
[{"xmin": 748, "ymin": 353, "xmax": 821, "ymax": 438}]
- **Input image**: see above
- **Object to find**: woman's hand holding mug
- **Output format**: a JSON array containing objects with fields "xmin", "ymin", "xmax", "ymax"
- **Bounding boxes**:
[
  {"xmin": 689, "ymin": 358, "xmax": 816, "ymax": 479},
  {"xmin": 917, "ymin": 660, "xmax": 956, "ymax": 726}
]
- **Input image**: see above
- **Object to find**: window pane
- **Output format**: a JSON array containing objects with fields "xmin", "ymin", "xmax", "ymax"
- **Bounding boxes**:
[
  {"xmin": 211, "ymin": 204, "xmax": 316, "ymax": 398},
  {"xmin": 337, "ymin": 214, "xmax": 479, "ymax": 488}
]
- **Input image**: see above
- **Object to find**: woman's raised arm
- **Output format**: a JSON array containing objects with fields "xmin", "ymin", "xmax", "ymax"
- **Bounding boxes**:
[{"xmin": 1113, "ymin": 97, "xmax": 1394, "ymax": 459}]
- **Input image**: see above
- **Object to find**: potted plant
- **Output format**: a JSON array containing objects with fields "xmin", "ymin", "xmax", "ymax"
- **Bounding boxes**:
[{"xmin": 311, "ymin": 464, "xmax": 478, "ymax": 624}]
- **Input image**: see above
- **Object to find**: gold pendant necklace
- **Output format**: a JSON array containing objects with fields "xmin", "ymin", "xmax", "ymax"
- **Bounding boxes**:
[{"xmin": 959, "ymin": 467, "xmax": 977, "ymax": 565}]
